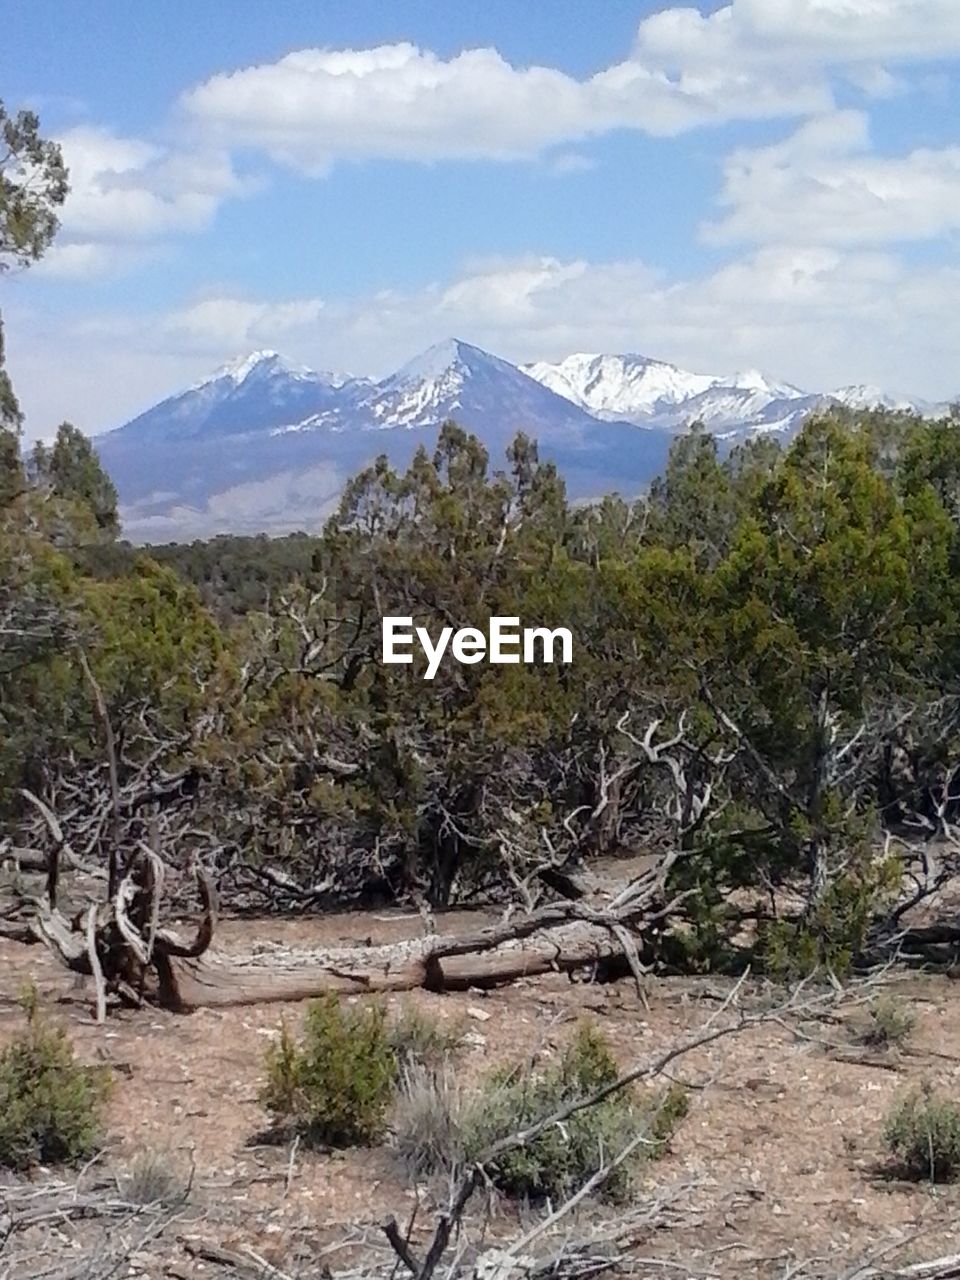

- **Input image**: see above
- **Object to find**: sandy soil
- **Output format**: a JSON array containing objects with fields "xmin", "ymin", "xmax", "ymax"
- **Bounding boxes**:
[{"xmin": 2, "ymin": 907, "xmax": 960, "ymax": 1279}]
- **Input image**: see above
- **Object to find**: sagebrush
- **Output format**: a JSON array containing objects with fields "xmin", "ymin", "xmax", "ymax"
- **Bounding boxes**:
[
  {"xmin": 393, "ymin": 1020, "xmax": 688, "ymax": 1202},
  {"xmin": 464, "ymin": 1022, "xmax": 688, "ymax": 1203},
  {"xmin": 389, "ymin": 1003, "xmax": 463, "ymax": 1072},
  {"xmin": 884, "ymin": 1087, "xmax": 960, "ymax": 1182}
]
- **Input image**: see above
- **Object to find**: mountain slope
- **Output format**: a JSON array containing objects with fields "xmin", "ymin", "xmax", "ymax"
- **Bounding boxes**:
[{"xmin": 116, "ymin": 350, "xmax": 358, "ymax": 443}]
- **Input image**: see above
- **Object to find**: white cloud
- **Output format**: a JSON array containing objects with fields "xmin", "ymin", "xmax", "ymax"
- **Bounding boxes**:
[
  {"xmin": 25, "ymin": 1, "xmax": 960, "ymax": 286},
  {"xmin": 40, "ymin": 126, "xmax": 243, "ymax": 278},
  {"xmin": 705, "ymin": 111, "xmax": 960, "ymax": 245},
  {"xmin": 159, "ymin": 296, "xmax": 327, "ymax": 353},
  {"xmin": 634, "ymin": 1, "xmax": 960, "ymax": 73},
  {"xmin": 32, "ymin": 242, "xmax": 156, "ymax": 280},
  {"xmin": 178, "ymin": 37, "xmax": 830, "ymax": 175},
  {"xmin": 176, "ymin": 2, "xmax": 960, "ymax": 173}
]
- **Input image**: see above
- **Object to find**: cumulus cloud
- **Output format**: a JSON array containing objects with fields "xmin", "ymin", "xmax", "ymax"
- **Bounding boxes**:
[
  {"xmin": 38, "ymin": 125, "xmax": 243, "ymax": 277},
  {"xmin": 176, "ymin": 2, "xmax": 960, "ymax": 173},
  {"xmin": 159, "ymin": 296, "xmax": 327, "ymax": 353},
  {"xmin": 704, "ymin": 110, "xmax": 960, "ymax": 245},
  {"xmin": 32, "ymin": 2, "xmax": 960, "ymax": 281},
  {"xmin": 178, "ymin": 37, "xmax": 830, "ymax": 174},
  {"xmin": 634, "ymin": 0, "xmax": 960, "ymax": 74}
]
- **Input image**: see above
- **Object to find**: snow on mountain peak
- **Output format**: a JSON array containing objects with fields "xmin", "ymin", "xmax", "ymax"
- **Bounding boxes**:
[
  {"xmin": 389, "ymin": 337, "xmax": 496, "ymax": 384},
  {"xmin": 828, "ymin": 384, "xmax": 922, "ymax": 412},
  {"xmin": 191, "ymin": 350, "xmax": 318, "ymax": 391},
  {"xmin": 523, "ymin": 351, "xmax": 723, "ymax": 419}
]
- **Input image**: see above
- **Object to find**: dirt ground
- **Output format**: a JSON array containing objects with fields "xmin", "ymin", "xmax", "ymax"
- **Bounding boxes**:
[{"xmin": 2, "ymin": 907, "xmax": 960, "ymax": 1280}]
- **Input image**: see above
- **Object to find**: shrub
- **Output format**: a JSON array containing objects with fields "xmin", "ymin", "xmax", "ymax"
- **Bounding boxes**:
[
  {"xmin": 857, "ymin": 995, "xmax": 914, "ymax": 1049},
  {"xmin": 461, "ymin": 1022, "xmax": 687, "ymax": 1204},
  {"xmin": 259, "ymin": 995, "xmax": 396, "ymax": 1147},
  {"xmin": 0, "ymin": 987, "xmax": 111, "ymax": 1171},
  {"xmin": 884, "ymin": 1087, "xmax": 960, "ymax": 1182},
  {"xmin": 389, "ymin": 1004, "xmax": 463, "ymax": 1073}
]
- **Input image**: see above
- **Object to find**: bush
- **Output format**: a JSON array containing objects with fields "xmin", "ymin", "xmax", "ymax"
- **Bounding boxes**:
[
  {"xmin": 259, "ymin": 995, "xmax": 396, "ymax": 1147},
  {"xmin": 389, "ymin": 1004, "xmax": 463, "ymax": 1073},
  {"xmin": 461, "ymin": 1022, "xmax": 687, "ymax": 1204},
  {"xmin": 884, "ymin": 1087, "xmax": 960, "ymax": 1182},
  {"xmin": 857, "ymin": 995, "xmax": 914, "ymax": 1049},
  {"xmin": 0, "ymin": 988, "xmax": 111, "ymax": 1171}
]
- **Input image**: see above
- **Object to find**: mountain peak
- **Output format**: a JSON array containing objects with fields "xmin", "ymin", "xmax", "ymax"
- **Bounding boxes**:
[
  {"xmin": 192, "ymin": 350, "xmax": 316, "ymax": 390},
  {"xmin": 391, "ymin": 337, "xmax": 497, "ymax": 383}
]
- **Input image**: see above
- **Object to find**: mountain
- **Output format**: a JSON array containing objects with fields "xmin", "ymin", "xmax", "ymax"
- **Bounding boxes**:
[
  {"xmin": 93, "ymin": 340, "xmax": 938, "ymax": 541},
  {"xmin": 826, "ymin": 384, "xmax": 941, "ymax": 415},
  {"xmin": 521, "ymin": 352, "xmax": 817, "ymax": 435},
  {"xmin": 359, "ymin": 338, "xmax": 603, "ymax": 439},
  {"xmin": 95, "ymin": 339, "xmax": 675, "ymax": 540},
  {"xmin": 114, "ymin": 350, "xmax": 359, "ymax": 444}
]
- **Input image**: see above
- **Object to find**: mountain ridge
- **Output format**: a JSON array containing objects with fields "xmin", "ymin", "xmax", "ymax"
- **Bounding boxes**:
[{"xmin": 94, "ymin": 339, "xmax": 948, "ymax": 541}]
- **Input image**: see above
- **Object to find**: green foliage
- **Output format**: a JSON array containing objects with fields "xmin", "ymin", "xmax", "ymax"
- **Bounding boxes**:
[
  {"xmin": 32, "ymin": 423, "xmax": 119, "ymax": 538},
  {"xmin": 0, "ymin": 100, "xmax": 69, "ymax": 270},
  {"xmin": 461, "ymin": 1023, "xmax": 686, "ymax": 1204},
  {"xmin": 259, "ymin": 996, "xmax": 397, "ymax": 1147},
  {"xmin": 884, "ymin": 1087, "xmax": 960, "ymax": 1182},
  {"xmin": 388, "ymin": 1003, "xmax": 463, "ymax": 1072},
  {"xmin": 857, "ymin": 995, "xmax": 915, "ymax": 1049},
  {"xmin": 0, "ymin": 319, "xmax": 23, "ymax": 500},
  {"xmin": 759, "ymin": 854, "xmax": 902, "ymax": 979},
  {"xmin": 9, "ymin": 399, "xmax": 960, "ymax": 967},
  {"xmin": 0, "ymin": 987, "xmax": 111, "ymax": 1170}
]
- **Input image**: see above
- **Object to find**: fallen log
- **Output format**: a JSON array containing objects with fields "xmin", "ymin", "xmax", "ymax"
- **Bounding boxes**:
[
  {"xmin": 23, "ymin": 835, "xmax": 679, "ymax": 1013},
  {"xmin": 148, "ymin": 918, "xmax": 641, "ymax": 1010}
]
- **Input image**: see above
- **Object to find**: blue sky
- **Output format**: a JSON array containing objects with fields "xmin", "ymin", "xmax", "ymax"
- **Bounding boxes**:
[{"xmin": 3, "ymin": 0, "xmax": 960, "ymax": 438}]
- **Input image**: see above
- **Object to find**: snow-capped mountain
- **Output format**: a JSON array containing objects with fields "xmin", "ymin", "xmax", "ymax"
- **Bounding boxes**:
[
  {"xmin": 117, "ymin": 350, "xmax": 359, "ymax": 444},
  {"xmin": 93, "ymin": 339, "xmax": 939, "ymax": 541},
  {"xmin": 360, "ymin": 339, "xmax": 600, "ymax": 438},
  {"xmin": 522, "ymin": 352, "xmax": 814, "ymax": 434},
  {"xmin": 826, "ymin": 384, "xmax": 938, "ymax": 415}
]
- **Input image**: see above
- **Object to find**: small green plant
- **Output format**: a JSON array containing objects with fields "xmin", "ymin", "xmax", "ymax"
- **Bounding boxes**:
[
  {"xmin": 759, "ymin": 857, "xmax": 901, "ymax": 980},
  {"xmin": 0, "ymin": 986, "xmax": 111, "ymax": 1171},
  {"xmin": 649, "ymin": 1081, "xmax": 691, "ymax": 1144},
  {"xmin": 460, "ymin": 1022, "xmax": 687, "ymax": 1204},
  {"xmin": 857, "ymin": 995, "xmax": 914, "ymax": 1049},
  {"xmin": 259, "ymin": 995, "xmax": 396, "ymax": 1147},
  {"xmin": 388, "ymin": 1004, "xmax": 463, "ymax": 1073},
  {"xmin": 884, "ymin": 1087, "xmax": 960, "ymax": 1182}
]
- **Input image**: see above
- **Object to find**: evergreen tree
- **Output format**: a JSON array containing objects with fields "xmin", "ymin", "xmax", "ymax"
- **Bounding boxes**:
[{"xmin": 33, "ymin": 423, "xmax": 120, "ymax": 538}]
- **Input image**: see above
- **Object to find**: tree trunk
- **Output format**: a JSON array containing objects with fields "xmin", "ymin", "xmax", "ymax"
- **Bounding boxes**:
[{"xmin": 151, "ymin": 919, "xmax": 635, "ymax": 1010}]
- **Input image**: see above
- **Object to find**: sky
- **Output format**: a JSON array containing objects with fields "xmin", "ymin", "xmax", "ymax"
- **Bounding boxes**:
[{"xmin": 3, "ymin": 0, "xmax": 960, "ymax": 440}]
